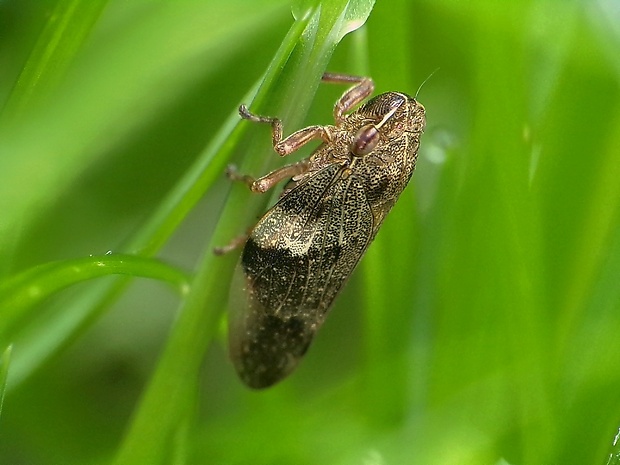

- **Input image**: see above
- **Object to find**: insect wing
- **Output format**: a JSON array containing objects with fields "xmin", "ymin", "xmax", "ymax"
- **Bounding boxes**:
[{"xmin": 228, "ymin": 163, "xmax": 374, "ymax": 388}]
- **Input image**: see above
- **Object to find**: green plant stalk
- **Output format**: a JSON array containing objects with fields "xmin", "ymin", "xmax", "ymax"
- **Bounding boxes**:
[{"xmin": 112, "ymin": 1, "xmax": 376, "ymax": 463}]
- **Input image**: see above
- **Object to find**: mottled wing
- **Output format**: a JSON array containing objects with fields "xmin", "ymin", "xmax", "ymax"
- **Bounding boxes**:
[{"xmin": 228, "ymin": 163, "xmax": 374, "ymax": 388}]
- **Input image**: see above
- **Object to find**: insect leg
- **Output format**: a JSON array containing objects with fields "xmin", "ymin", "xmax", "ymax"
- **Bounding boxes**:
[
  {"xmin": 213, "ymin": 232, "xmax": 248, "ymax": 255},
  {"xmin": 321, "ymin": 73, "xmax": 375, "ymax": 124},
  {"xmin": 226, "ymin": 159, "xmax": 310, "ymax": 194},
  {"xmin": 239, "ymin": 105, "xmax": 332, "ymax": 156}
]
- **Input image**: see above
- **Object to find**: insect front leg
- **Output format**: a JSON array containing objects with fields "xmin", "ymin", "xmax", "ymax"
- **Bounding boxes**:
[
  {"xmin": 321, "ymin": 73, "xmax": 375, "ymax": 124},
  {"xmin": 239, "ymin": 104, "xmax": 332, "ymax": 157}
]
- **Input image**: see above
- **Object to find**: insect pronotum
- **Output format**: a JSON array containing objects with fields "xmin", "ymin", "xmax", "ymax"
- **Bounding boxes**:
[{"xmin": 222, "ymin": 72, "xmax": 426, "ymax": 389}]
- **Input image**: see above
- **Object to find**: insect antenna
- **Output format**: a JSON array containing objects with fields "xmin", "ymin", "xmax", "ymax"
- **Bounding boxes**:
[{"xmin": 415, "ymin": 68, "xmax": 439, "ymax": 100}]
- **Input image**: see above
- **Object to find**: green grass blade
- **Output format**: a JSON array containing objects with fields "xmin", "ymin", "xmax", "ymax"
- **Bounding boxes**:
[
  {"xmin": 112, "ymin": 1, "xmax": 376, "ymax": 463},
  {"xmin": 0, "ymin": 0, "xmax": 108, "ymax": 122},
  {"xmin": 0, "ymin": 345, "xmax": 11, "ymax": 420},
  {"xmin": 0, "ymin": 254, "xmax": 189, "ymax": 346}
]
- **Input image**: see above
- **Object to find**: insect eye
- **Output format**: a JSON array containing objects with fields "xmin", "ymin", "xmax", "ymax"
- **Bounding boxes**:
[{"xmin": 351, "ymin": 124, "xmax": 380, "ymax": 156}]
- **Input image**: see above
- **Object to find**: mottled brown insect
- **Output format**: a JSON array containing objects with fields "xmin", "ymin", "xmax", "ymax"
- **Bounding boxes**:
[{"xmin": 224, "ymin": 73, "xmax": 426, "ymax": 389}]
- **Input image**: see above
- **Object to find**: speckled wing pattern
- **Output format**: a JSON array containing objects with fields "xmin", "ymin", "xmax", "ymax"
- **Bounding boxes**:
[{"xmin": 228, "ymin": 162, "xmax": 374, "ymax": 388}]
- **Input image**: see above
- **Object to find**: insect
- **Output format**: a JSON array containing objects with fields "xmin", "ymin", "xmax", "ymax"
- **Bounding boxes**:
[{"xmin": 223, "ymin": 72, "xmax": 426, "ymax": 389}]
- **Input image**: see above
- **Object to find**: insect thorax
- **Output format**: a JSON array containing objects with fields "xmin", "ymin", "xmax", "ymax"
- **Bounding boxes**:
[{"xmin": 307, "ymin": 92, "xmax": 423, "ymax": 212}]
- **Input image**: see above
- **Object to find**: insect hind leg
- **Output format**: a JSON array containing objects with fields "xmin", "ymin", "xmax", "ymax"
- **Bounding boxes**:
[
  {"xmin": 213, "ymin": 233, "xmax": 248, "ymax": 255},
  {"xmin": 214, "ymin": 158, "xmax": 312, "ymax": 255}
]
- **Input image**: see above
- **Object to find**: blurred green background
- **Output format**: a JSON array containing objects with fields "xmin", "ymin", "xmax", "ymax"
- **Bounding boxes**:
[{"xmin": 1, "ymin": 0, "xmax": 620, "ymax": 464}]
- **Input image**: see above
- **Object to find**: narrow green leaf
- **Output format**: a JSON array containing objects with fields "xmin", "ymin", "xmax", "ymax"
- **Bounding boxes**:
[
  {"xmin": 0, "ymin": 0, "xmax": 108, "ymax": 122},
  {"xmin": 0, "ymin": 345, "xmax": 11, "ymax": 419},
  {"xmin": 0, "ymin": 254, "xmax": 189, "ymax": 347},
  {"xmin": 113, "ymin": 1, "xmax": 376, "ymax": 463}
]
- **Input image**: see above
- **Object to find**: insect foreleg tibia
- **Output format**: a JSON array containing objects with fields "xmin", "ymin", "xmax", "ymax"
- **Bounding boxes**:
[
  {"xmin": 321, "ymin": 73, "xmax": 374, "ymax": 124},
  {"xmin": 226, "ymin": 159, "xmax": 310, "ymax": 194},
  {"xmin": 239, "ymin": 105, "xmax": 332, "ymax": 157}
]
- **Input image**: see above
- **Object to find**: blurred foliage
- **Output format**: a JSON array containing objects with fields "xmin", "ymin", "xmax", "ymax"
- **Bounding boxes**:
[{"xmin": 0, "ymin": 0, "xmax": 619, "ymax": 464}]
